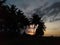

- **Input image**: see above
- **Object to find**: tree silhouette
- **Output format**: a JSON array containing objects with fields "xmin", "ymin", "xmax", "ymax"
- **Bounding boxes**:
[
  {"xmin": 0, "ymin": 0, "xmax": 7, "ymax": 32},
  {"xmin": 22, "ymin": 14, "xmax": 46, "ymax": 38},
  {"xmin": 0, "ymin": 3, "xmax": 19, "ymax": 38},
  {"xmin": 0, "ymin": 0, "xmax": 46, "ymax": 39},
  {"xmin": 5, "ymin": 4, "xmax": 30, "ymax": 37},
  {"xmin": 17, "ymin": 10, "xmax": 29, "ymax": 31},
  {"xmin": 0, "ymin": 0, "xmax": 29, "ymax": 38},
  {"xmin": 31, "ymin": 14, "xmax": 46, "ymax": 37}
]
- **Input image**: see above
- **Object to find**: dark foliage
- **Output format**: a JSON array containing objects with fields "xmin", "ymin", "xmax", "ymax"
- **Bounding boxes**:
[
  {"xmin": 31, "ymin": 14, "xmax": 46, "ymax": 37},
  {"xmin": 0, "ymin": 0, "xmax": 46, "ymax": 39},
  {"xmin": 0, "ymin": 0, "xmax": 30, "ymax": 38},
  {"xmin": 0, "ymin": 0, "xmax": 6, "ymax": 5}
]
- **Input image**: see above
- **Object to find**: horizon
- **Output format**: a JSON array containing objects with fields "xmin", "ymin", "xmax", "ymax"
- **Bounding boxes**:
[{"xmin": 5, "ymin": 0, "xmax": 60, "ymax": 36}]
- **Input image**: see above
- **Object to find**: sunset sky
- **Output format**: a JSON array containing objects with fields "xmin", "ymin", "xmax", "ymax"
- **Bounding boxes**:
[{"xmin": 6, "ymin": 0, "xmax": 60, "ymax": 36}]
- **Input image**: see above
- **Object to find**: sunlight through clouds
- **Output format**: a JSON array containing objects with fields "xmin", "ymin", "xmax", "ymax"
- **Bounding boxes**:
[{"xmin": 25, "ymin": 24, "xmax": 38, "ymax": 35}]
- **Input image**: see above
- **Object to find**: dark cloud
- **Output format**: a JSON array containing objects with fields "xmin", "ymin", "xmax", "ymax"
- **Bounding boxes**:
[
  {"xmin": 6, "ymin": 0, "xmax": 60, "ymax": 22},
  {"xmin": 32, "ymin": 2, "xmax": 60, "ymax": 22},
  {"xmin": 44, "ymin": 2, "xmax": 60, "ymax": 15}
]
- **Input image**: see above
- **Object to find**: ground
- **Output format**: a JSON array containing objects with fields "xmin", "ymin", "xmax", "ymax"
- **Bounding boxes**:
[{"xmin": 0, "ymin": 32, "xmax": 60, "ymax": 45}]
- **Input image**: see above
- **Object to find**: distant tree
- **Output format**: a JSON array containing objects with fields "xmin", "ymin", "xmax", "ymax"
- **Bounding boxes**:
[{"xmin": 31, "ymin": 14, "xmax": 46, "ymax": 37}]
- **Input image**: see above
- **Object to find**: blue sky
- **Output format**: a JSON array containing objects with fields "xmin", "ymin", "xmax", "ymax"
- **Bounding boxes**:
[{"xmin": 6, "ymin": 0, "xmax": 60, "ymax": 36}]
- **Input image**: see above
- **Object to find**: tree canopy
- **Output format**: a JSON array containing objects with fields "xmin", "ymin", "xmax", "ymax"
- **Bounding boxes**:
[{"xmin": 0, "ymin": 0, "xmax": 46, "ymax": 38}]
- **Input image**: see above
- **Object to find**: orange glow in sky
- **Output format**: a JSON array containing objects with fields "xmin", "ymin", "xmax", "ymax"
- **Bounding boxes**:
[
  {"xmin": 24, "ymin": 21, "xmax": 60, "ymax": 36},
  {"xmin": 25, "ymin": 24, "xmax": 38, "ymax": 35},
  {"xmin": 44, "ymin": 21, "xmax": 60, "ymax": 36}
]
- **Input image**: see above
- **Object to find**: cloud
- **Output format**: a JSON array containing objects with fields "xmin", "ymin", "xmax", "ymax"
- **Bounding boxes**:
[
  {"xmin": 31, "ymin": 2, "xmax": 60, "ymax": 22},
  {"xmin": 6, "ymin": 0, "xmax": 60, "ymax": 22}
]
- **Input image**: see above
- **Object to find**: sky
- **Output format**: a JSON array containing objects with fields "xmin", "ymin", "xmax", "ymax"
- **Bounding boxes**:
[{"xmin": 6, "ymin": 0, "xmax": 60, "ymax": 36}]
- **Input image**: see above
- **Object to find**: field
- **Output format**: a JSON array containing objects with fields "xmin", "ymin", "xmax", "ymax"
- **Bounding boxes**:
[{"xmin": 0, "ymin": 32, "xmax": 60, "ymax": 45}]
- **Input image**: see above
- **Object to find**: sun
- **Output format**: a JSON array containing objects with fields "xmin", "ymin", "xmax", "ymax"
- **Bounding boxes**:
[{"xmin": 25, "ymin": 24, "xmax": 38, "ymax": 36}]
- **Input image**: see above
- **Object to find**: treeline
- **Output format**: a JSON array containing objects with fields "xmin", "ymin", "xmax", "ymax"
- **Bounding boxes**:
[{"xmin": 0, "ymin": 0, "xmax": 46, "ymax": 38}]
